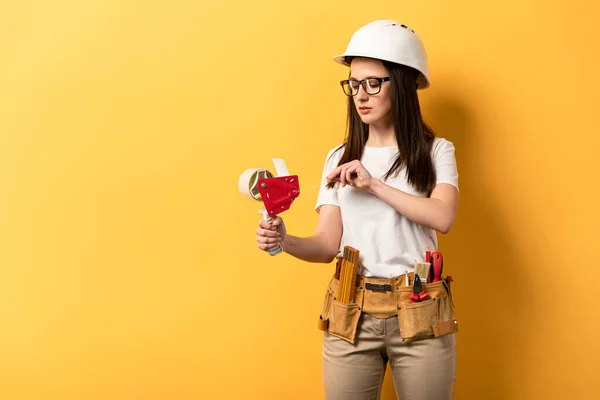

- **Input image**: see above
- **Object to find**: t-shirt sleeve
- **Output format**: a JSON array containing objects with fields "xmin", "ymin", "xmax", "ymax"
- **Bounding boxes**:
[
  {"xmin": 314, "ymin": 147, "xmax": 342, "ymax": 212},
  {"xmin": 433, "ymin": 138, "xmax": 459, "ymax": 191}
]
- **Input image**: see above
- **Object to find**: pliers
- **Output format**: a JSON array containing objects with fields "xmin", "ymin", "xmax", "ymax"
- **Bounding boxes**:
[{"xmin": 409, "ymin": 274, "xmax": 430, "ymax": 303}]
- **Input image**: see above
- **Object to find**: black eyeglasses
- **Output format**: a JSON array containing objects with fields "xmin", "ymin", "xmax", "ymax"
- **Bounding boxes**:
[{"xmin": 340, "ymin": 77, "xmax": 390, "ymax": 96}]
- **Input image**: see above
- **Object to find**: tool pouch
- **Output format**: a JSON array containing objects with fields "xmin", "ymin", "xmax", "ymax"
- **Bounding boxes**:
[
  {"xmin": 318, "ymin": 273, "xmax": 458, "ymax": 344},
  {"xmin": 317, "ymin": 276, "xmax": 363, "ymax": 344},
  {"xmin": 396, "ymin": 275, "xmax": 458, "ymax": 341}
]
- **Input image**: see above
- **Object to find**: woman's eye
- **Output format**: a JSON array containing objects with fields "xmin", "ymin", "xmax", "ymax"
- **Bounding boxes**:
[{"xmin": 367, "ymin": 79, "xmax": 380, "ymax": 88}]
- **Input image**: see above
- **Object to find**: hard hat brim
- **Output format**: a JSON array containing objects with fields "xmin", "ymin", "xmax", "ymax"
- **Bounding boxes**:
[
  {"xmin": 331, "ymin": 53, "xmax": 430, "ymax": 89},
  {"xmin": 332, "ymin": 54, "xmax": 351, "ymax": 66}
]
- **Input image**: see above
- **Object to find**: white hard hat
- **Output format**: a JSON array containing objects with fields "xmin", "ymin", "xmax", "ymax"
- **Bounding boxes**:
[{"xmin": 333, "ymin": 20, "xmax": 430, "ymax": 89}]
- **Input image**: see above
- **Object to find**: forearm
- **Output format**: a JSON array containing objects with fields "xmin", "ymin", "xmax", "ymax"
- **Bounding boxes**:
[
  {"xmin": 283, "ymin": 233, "xmax": 339, "ymax": 263},
  {"xmin": 368, "ymin": 178, "xmax": 454, "ymax": 233}
]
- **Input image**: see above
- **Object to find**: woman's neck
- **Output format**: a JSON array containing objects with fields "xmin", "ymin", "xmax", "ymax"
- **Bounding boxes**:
[{"xmin": 365, "ymin": 123, "xmax": 396, "ymax": 147}]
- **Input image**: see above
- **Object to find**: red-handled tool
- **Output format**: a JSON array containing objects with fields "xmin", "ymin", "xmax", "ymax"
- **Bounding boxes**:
[
  {"xmin": 409, "ymin": 274, "xmax": 430, "ymax": 303},
  {"xmin": 430, "ymin": 252, "xmax": 443, "ymax": 282},
  {"xmin": 335, "ymin": 257, "xmax": 342, "ymax": 280}
]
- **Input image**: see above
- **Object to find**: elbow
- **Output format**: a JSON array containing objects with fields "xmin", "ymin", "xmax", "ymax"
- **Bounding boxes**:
[
  {"xmin": 320, "ymin": 244, "xmax": 340, "ymax": 264},
  {"xmin": 317, "ymin": 234, "xmax": 340, "ymax": 263},
  {"xmin": 437, "ymin": 219, "xmax": 454, "ymax": 234},
  {"xmin": 323, "ymin": 251, "xmax": 338, "ymax": 264},
  {"xmin": 436, "ymin": 208, "xmax": 457, "ymax": 234},
  {"xmin": 438, "ymin": 225, "xmax": 451, "ymax": 235},
  {"xmin": 310, "ymin": 231, "xmax": 341, "ymax": 263}
]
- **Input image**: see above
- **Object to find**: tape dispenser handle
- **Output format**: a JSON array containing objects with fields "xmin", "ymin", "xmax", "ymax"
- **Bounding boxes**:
[{"xmin": 259, "ymin": 209, "xmax": 283, "ymax": 256}]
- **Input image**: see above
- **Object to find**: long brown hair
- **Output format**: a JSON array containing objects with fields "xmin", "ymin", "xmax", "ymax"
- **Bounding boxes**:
[{"xmin": 326, "ymin": 58, "xmax": 437, "ymax": 196}]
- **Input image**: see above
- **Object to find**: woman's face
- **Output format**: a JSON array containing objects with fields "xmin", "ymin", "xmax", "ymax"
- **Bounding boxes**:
[{"xmin": 348, "ymin": 57, "xmax": 393, "ymax": 127}]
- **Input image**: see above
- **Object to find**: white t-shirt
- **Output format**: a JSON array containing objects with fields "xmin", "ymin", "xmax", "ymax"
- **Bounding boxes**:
[{"xmin": 314, "ymin": 137, "xmax": 459, "ymax": 278}]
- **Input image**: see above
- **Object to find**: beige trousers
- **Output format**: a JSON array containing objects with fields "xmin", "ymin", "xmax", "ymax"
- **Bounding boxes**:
[{"xmin": 322, "ymin": 313, "xmax": 456, "ymax": 400}]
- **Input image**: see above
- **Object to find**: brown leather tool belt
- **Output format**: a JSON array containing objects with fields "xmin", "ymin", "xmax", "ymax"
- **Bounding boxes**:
[{"xmin": 317, "ymin": 271, "xmax": 458, "ymax": 344}]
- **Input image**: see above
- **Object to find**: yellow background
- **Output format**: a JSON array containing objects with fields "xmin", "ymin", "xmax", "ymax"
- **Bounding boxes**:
[{"xmin": 1, "ymin": 1, "xmax": 599, "ymax": 399}]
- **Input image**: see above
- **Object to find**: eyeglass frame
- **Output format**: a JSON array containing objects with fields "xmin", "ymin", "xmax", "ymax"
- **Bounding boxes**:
[{"xmin": 340, "ymin": 77, "xmax": 391, "ymax": 96}]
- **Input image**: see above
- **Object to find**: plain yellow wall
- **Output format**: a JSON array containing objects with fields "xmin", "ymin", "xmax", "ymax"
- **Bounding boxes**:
[{"xmin": 1, "ymin": 1, "xmax": 599, "ymax": 399}]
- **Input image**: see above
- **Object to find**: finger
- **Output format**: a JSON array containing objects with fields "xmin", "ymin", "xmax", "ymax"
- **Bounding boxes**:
[
  {"xmin": 357, "ymin": 168, "xmax": 369, "ymax": 183},
  {"xmin": 345, "ymin": 166, "xmax": 355, "ymax": 185},
  {"xmin": 257, "ymin": 242, "xmax": 280, "ymax": 251},
  {"xmin": 258, "ymin": 219, "xmax": 271, "ymax": 229},
  {"xmin": 259, "ymin": 218, "xmax": 279, "ymax": 230},
  {"xmin": 256, "ymin": 235, "xmax": 280, "ymax": 244},
  {"xmin": 351, "ymin": 163, "xmax": 367, "ymax": 181},
  {"xmin": 326, "ymin": 166, "xmax": 338, "ymax": 179},
  {"xmin": 271, "ymin": 216, "xmax": 283, "ymax": 228},
  {"xmin": 257, "ymin": 242, "xmax": 272, "ymax": 251},
  {"xmin": 256, "ymin": 226, "xmax": 280, "ymax": 238},
  {"xmin": 330, "ymin": 163, "xmax": 350, "ymax": 181},
  {"xmin": 340, "ymin": 166, "xmax": 347, "ymax": 186},
  {"xmin": 347, "ymin": 165, "xmax": 359, "ymax": 186},
  {"xmin": 327, "ymin": 166, "xmax": 341, "ymax": 182}
]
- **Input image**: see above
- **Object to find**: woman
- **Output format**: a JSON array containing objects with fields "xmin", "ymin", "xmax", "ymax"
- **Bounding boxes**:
[{"xmin": 256, "ymin": 20, "xmax": 459, "ymax": 399}]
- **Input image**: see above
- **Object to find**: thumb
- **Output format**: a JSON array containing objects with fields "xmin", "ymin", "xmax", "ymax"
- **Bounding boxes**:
[{"xmin": 271, "ymin": 216, "xmax": 283, "ymax": 228}]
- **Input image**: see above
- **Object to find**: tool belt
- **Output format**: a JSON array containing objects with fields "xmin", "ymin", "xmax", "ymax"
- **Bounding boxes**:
[{"xmin": 317, "ymin": 272, "xmax": 459, "ymax": 344}]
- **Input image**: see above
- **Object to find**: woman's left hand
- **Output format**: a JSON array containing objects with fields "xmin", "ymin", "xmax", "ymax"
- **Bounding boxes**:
[{"xmin": 326, "ymin": 160, "xmax": 374, "ymax": 190}]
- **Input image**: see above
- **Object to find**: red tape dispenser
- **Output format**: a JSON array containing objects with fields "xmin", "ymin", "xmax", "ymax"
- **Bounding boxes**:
[{"xmin": 238, "ymin": 158, "xmax": 300, "ymax": 256}]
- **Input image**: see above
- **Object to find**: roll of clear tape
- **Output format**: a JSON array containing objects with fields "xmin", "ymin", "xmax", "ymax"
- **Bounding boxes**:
[
  {"xmin": 238, "ymin": 168, "xmax": 282, "ymax": 256},
  {"xmin": 238, "ymin": 168, "xmax": 274, "ymax": 200}
]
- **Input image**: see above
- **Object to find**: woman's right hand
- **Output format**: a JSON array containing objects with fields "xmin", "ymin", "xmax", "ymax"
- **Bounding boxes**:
[{"xmin": 256, "ymin": 216, "xmax": 286, "ymax": 252}]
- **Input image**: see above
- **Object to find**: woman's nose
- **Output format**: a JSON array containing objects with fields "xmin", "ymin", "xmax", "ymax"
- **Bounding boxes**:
[{"xmin": 355, "ymin": 84, "xmax": 369, "ymax": 100}]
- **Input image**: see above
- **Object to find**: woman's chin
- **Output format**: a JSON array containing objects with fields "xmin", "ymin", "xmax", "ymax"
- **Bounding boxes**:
[
  {"xmin": 359, "ymin": 114, "xmax": 376, "ymax": 124},
  {"xmin": 359, "ymin": 112, "xmax": 393, "ymax": 128},
  {"xmin": 359, "ymin": 115, "xmax": 384, "ymax": 125}
]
